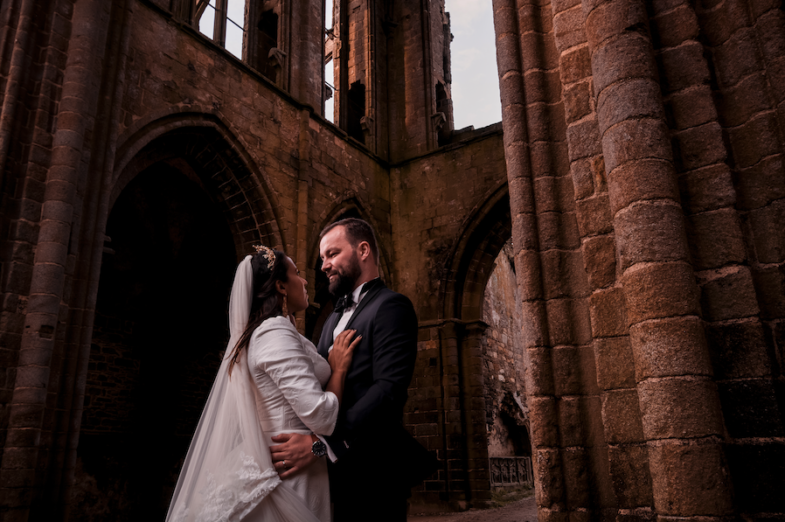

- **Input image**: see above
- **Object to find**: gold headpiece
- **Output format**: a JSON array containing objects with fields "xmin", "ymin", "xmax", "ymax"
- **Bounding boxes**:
[{"xmin": 252, "ymin": 244, "xmax": 276, "ymax": 270}]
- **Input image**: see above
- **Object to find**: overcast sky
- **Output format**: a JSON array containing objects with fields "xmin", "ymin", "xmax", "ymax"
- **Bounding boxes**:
[{"xmin": 446, "ymin": 0, "xmax": 502, "ymax": 130}]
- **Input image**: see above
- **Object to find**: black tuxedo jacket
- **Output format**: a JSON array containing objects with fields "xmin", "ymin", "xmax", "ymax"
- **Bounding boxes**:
[{"xmin": 316, "ymin": 279, "xmax": 418, "ymax": 466}]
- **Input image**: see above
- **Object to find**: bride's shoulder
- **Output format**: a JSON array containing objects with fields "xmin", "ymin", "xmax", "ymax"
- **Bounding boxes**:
[{"xmin": 251, "ymin": 315, "xmax": 296, "ymax": 338}]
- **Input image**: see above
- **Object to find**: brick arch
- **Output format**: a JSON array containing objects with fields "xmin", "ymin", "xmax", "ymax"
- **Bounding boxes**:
[
  {"xmin": 112, "ymin": 112, "xmax": 282, "ymax": 255},
  {"xmin": 440, "ymin": 182, "xmax": 512, "ymax": 322}
]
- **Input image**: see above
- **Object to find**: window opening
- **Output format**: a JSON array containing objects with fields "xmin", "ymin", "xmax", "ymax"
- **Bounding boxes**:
[
  {"xmin": 324, "ymin": 0, "xmax": 335, "ymax": 123},
  {"xmin": 256, "ymin": 10, "xmax": 279, "ymax": 80},
  {"xmin": 195, "ymin": 0, "xmax": 247, "ymax": 60},
  {"xmin": 347, "ymin": 81, "xmax": 365, "ymax": 143},
  {"xmin": 445, "ymin": 0, "xmax": 501, "ymax": 129}
]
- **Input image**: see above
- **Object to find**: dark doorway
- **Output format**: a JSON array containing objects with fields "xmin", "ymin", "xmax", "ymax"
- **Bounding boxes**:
[
  {"xmin": 72, "ymin": 163, "xmax": 236, "ymax": 521},
  {"xmin": 256, "ymin": 10, "xmax": 279, "ymax": 81},
  {"xmin": 347, "ymin": 81, "xmax": 366, "ymax": 144}
]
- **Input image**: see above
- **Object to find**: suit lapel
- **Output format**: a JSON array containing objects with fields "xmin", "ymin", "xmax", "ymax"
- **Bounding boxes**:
[
  {"xmin": 344, "ymin": 280, "xmax": 385, "ymax": 331},
  {"xmin": 318, "ymin": 312, "xmax": 340, "ymax": 359}
]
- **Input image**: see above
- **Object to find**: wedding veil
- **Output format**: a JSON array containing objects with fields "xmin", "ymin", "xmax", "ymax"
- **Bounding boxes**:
[{"xmin": 166, "ymin": 256, "xmax": 320, "ymax": 522}]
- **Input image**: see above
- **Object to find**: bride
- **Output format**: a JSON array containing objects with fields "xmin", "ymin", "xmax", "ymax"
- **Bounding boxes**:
[{"xmin": 166, "ymin": 245, "xmax": 360, "ymax": 522}]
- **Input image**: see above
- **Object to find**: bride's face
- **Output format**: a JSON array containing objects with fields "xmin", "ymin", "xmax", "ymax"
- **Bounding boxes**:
[{"xmin": 280, "ymin": 256, "xmax": 309, "ymax": 314}]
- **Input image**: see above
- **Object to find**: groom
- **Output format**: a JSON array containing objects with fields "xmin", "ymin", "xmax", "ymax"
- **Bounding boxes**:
[{"xmin": 271, "ymin": 218, "xmax": 419, "ymax": 521}]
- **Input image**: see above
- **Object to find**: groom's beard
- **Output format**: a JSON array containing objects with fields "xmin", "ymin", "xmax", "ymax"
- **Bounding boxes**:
[{"xmin": 327, "ymin": 252, "xmax": 362, "ymax": 297}]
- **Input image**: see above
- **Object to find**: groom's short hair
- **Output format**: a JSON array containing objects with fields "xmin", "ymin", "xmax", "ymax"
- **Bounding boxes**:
[{"xmin": 321, "ymin": 218, "xmax": 379, "ymax": 262}]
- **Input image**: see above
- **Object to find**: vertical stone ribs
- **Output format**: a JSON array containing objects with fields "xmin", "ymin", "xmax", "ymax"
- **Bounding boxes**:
[
  {"xmin": 494, "ymin": 0, "xmax": 612, "ymax": 518},
  {"xmin": 584, "ymin": 0, "xmax": 735, "ymax": 518},
  {"xmin": 654, "ymin": 0, "xmax": 785, "ymax": 515}
]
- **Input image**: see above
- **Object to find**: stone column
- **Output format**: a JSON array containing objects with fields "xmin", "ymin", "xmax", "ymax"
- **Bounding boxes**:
[
  {"xmin": 0, "ymin": 0, "xmax": 110, "ymax": 518},
  {"xmin": 492, "ymin": 0, "xmax": 568, "ymax": 517},
  {"xmin": 583, "ymin": 0, "xmax": 734, "ymax": 517}
]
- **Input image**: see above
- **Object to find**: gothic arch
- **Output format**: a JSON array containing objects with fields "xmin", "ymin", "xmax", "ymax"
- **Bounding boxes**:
[
  {"xmin": 440, "ymin": 182, "xmax": 512, "ymax": 322},
  {"xmin": 112, "ymin": 110, "xmax": 283, "ymax": 254}
]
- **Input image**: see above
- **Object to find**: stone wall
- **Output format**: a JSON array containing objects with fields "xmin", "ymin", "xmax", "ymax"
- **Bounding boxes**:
[{"xmin": 481, "ymin": 240, "xmax": 528, "ymax": 458}]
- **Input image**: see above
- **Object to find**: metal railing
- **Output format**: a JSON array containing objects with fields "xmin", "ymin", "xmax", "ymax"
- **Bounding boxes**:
[{"xmin": 489, "ymin": 456, "xmax": 533, "ymax": 487}]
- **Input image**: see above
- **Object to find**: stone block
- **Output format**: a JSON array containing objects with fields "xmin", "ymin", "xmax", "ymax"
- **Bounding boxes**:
[
  {"xmin": 607, "ymin": 159, "xmax": 679, "ymax": 214},
  {"xmin": 678, "ymin": 163, "xmax": 736, "ymax": 214},
  {"xmin": 553, "ymin": 6, "xmax": 587, "ymax": 53},
  {"xmin": 561, "ymin": 447, "xmax": 590, "ymax": 508},
  {"xmin": 530, "ymin": 396, "xmax": 560, "ymax": 447},
  {"xmin": 651, "ymin": 4, "xmax": 699, "ymax": 49},
  {"xmin": 713, "ymin": 28, "xmax": 760, "ymax": 88},
  {"xmin": 648, "ymin": 442, "xmax": 733, "ymax": 516},
  {"xmin": 589, "ymin": 286, "xmax": 628, "ymax": 338},
  {"xmin": 560, "ymin": 45, "xmax": 592, "ymax": 85},
  {"xmin": 559, "ymin": 397, "xmax": 586, "ymax": 447},
  {"xmin": 717, "ymin": 379, "xmax": 784, "ymax": 438},
  {"xmin": 535, "ymin": 448, "xmax": 565, "ymax": 509},
  {"xmin": 615, "ymin": 201, "xmax": 689, "ymax": 270},
  {"xmin": 752, "ymin": 265, "xmax": 785, "ymax": 320},
  {"xmin": 607, "ymin": 444, "xmax": 654, "ymax": 508},
  {"xmin": 734, "ymin": 154, "xmax": 785, "ymax": 211},
  {"xmin": 637, "ymin": 378, "xmax": 724, "ymax": 439},
  {"xmin": 567, "ymin": 117, "xmax": 602, "ymax": 161},
  {"xmin": 563, "ymin": 81, "xmax": 592, "ymax": 123},
  {"xmin": 552, "ymin": 346, "xmax": 582, "ymax": 396},
  {"xmin": 629, "ymin": 316, "xmax": 712, "ymax": 380},
  {"xmin": 673, "ymin": 122, "xmax": 727, "ymax": 172},
  {"xmin": 622, "ymin": 262, "xmax": 700, "ymax": 323},
  {"xmin": 698, "ymin": 266, "xmax": 759, "ymax": 322},
  {"xmin": 747, "ymin": 198, "xmax": 785, "ymax": 264},
  {"xmin": 657, "ymin": 41, "xmax": 711, "ymax": 94},
  {"xmin": 541, "ymin": 250, "xmax": 590, "ymax": 299},
  {"xmin": 594, "ymin": 336, "xmax": 636, "ymax": 391},
  {"xmin": 527, "ymin": 346, "xmax": 556, "ymax": 396},
  {"xmin": 686, "ymin": 209, "xmax": 746, "ymax": 270},
  {"xmin": 602, "ymin": 119, "xmax": 673, "ymax": 174},
  {"xmin": 575, "ymin": 194, "xmax": 613, "ymax": 238},
  {"xmin": 727, "ymin": 112, "xmax": 782, "ymax": 169},
  {"xmin": 597, "ymin": 79, "xmax": 664, "ymax": 134},
  {"xmin": 570, "ymin": 157, "xmax": 595, "ymax": 201},
  {"xmin": 585, "ymin": 0, "xmax": 648, "ymax": 54},
  {"xmin": 705, "ymin": 320, "xmax": 771, "ymax": 379},
  {"xmin": 666, "ymin": 84, "xmax": 717, "ymax": 131},
  {"xmin": 601, "ymin": 389, "xmax": 644, "ymax": 443},
  {"xmin": 581, "ymin": 235, "xmax": 617, "ymax": 289}
]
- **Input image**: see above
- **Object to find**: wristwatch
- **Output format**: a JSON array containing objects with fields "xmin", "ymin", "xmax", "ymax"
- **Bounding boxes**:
[{"xmin": 311, "ymin": 438, "xmax": 327, "ymax": 458}]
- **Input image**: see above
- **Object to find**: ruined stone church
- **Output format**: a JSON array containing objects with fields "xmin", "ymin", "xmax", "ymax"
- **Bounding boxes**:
[{"xmin": 0, "ymin": 0, "xmax": 783, "ymax": 520}]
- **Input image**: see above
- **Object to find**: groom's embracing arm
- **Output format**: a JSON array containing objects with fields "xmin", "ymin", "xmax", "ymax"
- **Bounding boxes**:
[{"xmin": 325, "ymin": 293, "xmax": 418, "ymax": 457}]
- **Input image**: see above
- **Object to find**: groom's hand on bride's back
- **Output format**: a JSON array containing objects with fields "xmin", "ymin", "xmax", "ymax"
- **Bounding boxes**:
[{"xmin": 270, "ymin": 433, "xmax": 318, "ymax": 479}]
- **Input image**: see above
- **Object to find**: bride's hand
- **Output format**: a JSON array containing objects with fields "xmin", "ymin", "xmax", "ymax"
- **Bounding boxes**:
[{"xmin": 329, "ymin": 329, "xmax": 361, "ymax": 374}]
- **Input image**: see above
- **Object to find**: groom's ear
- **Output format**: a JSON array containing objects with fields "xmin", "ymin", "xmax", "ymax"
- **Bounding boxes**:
[{"xmin": 358, "ymin": 241, "xmax": 371, "ymax": 261}]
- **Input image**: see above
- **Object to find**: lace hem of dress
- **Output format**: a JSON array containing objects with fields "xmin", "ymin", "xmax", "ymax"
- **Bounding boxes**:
[{"xmin": 170, "ymin": 452, "xmax": 281, "ymax": 522}]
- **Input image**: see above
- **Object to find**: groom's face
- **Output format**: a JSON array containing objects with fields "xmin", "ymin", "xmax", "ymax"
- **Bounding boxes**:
[{"xmin": 320, "ymin": 226, "xmax": 362, "ymax": 296}]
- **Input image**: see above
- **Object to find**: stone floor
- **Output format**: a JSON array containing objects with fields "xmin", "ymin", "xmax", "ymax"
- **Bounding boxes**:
[{"xmin": 409, "ymin": 496, "xmax": 537, "ymax": 522}]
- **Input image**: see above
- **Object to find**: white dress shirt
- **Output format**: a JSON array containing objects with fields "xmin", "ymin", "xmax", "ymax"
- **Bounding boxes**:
[{"xmin": 329, "ymin": 278, "xmax": 377, "ymax": 351}]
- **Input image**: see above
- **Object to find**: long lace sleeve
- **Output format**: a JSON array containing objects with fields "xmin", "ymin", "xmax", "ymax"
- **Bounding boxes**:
[{"xmin": 249, "ymin": 317, "xmax": 339, "ymax": 436}]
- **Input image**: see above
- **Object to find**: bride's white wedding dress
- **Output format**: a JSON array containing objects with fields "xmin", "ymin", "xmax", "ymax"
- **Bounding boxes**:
[
  {"xmin": 246, "ymin": 316, "xmax": 336, "ymax": 522},
  {"xmin": 166, "ymin": 257, "xmax": 337, "ymax": 522}
]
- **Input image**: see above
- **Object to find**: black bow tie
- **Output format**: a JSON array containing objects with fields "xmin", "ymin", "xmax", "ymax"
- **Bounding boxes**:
[{"xmin": 334, "ymin": 294, "xmax": 355, "ymax": 314}]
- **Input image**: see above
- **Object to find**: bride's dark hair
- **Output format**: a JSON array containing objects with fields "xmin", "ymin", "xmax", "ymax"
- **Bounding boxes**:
[{"xmin": 228, "ymin": 249, "xmax": 289, "ymax": 375}]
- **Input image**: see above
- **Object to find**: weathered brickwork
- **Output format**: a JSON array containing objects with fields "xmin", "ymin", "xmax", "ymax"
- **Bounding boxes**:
[
  {"xmin": 0, "ymin": 0, "xmax": 783, "ymax": 520},
  {"xmin": 480, "ymin": 241, "xmax": 529, "ymax": 458}
]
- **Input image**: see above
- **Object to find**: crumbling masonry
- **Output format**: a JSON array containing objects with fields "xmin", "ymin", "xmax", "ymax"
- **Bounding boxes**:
[{"xmin": 0, "ymin": 0, "xmax": 783, "ymax": 520}]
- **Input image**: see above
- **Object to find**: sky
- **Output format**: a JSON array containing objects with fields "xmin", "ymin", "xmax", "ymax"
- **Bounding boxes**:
[
  {"xmin": 446, "ymin": 0, "xmax": 502, "ymax": 130},
  {"xmin": 204, "ymin": 0, "xmax": 501, "ymax": 131}
]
